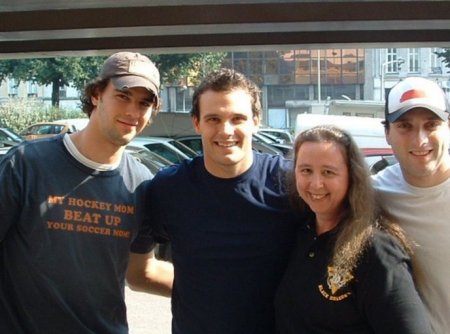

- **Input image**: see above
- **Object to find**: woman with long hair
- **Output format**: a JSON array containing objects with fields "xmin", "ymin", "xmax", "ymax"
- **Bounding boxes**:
[{"xmin": 275, "ymin": 125, "xmax": 430, "ymax": 333}]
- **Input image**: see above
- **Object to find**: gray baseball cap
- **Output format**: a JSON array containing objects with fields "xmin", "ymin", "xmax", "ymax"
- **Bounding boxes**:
[{"xmin": 100, "ymin": 52, "xmax": 160, "ymax": 95}]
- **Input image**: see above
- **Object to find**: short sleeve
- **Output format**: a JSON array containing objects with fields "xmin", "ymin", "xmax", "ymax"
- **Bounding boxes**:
[
  {"xmin": 355, "ymin": 231, "xmax": 431, "ymax": 334},
  {"xmin": 129, "ymin": 176, "xmax": 169, "ymax": 254},
  {"xmin": 0, "ymin": 149, "xmax": 22, "ymax": 241}
]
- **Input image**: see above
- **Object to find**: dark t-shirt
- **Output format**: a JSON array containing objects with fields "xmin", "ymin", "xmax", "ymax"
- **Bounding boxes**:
[
  {"xmin": 133, "ymin": 153, "xmax": 299, "ymax": 334},
  {"xmin": 0, "ymin": 136, "xmax": 152, "ymax": 334}
]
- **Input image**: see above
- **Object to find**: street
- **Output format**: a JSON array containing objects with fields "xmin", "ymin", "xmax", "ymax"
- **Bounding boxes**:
[{"xmin": 126, "ymin": 286, "xmax": 172, "ymax": 334}]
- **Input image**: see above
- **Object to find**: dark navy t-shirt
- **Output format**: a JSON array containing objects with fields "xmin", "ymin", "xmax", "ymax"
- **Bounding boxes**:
[
  {"xmin": 0, "ymin": 136, "xmax": 152, "ymax": 334},
  {"xmin": 134, "ymin": 153, "xmax": 299, "ymax": 334}
]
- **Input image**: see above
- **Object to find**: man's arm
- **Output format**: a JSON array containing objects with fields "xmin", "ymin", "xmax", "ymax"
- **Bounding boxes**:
[{"xmin": 127, "ymin": 251, "xmax": 174, "ymax": 297}]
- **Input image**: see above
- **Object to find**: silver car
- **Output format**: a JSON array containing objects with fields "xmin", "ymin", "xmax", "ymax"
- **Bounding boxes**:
[{"xmin": 130, "ymin": 136, "xmax": 198, "ymax": 164}]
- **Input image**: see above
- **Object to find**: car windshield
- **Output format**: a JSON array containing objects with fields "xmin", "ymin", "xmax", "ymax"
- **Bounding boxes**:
[
  {"xmin": 169, "ymin": 140, "xmax": 198, "ymax": 158},
  {"xmin": 0, "ymin": 128, "xmax": 23, "ymax": 143},
  {"xmin": 177, "ymin": 137, "xmax": 203, "ymax": 155},
  {"xmin": 22, "ymin": 124, "xmax": 61, "ymax": 135},
  {"xmin": 129, "ymin": 150, "xmax": 169, "ymax": 171},
  {"xmin": 256, "ymin": 132, "xmax": 281, "ymax": 144},
  {"xmin": 144, "ymin": 143, "xmax": 185, "ymax": 164},
  {"xmin": 260, "ymin": 130, "xmax": 293, "ymax": 144}
]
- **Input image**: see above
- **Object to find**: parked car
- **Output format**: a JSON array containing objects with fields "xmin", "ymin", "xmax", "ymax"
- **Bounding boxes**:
[
  {"xmin": 174, "ymin": 135, "xmax": 204, "ymax": 155},
  {"xmin": 362, "ymin": 147, "xmax": 397, "ymax": 174},
  {"xmin": 0, "ymin": 127, "xmax": 24, "ymax": 145},
  {"xmin": 175, "ymin": 134, "xmax": 285, "ymax": 156},
  {"xmin": 20, "ymin": 119, "xmax": 88, "ymax": 141},
  {"xmin": 295, "ymin": 114, "xmax": 388, "ymax": 149},
  {"xmin": 252, "ymin": 137, "xmax": 285, "ymax": 155},
  {"xmin": 131, "ymin": 136, "xmax": 198, "ymax": 164},
  {"xmin": 54, "ymin": 118, "xmax": 89, "ymax": 131},
  {"xmin": 259, "ymin": 128, "xmax": 294, "ymax": 144},
  {"xmin": 0, "ymin": 127, "xmax": 24, "ymax": 159},
  {"xmin": 125, "ymin": 145, "xmax": 172, "ymax": 175},
  {"xmin": 0, "ymin": 145, "xmax": 10, "ymax": 160},
  {"xmin": 254, "ymin": 132, "xmax": 292, "ymax": 157}
]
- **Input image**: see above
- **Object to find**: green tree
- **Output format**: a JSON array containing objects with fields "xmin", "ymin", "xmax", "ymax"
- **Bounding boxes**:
[
  {"xmin": 0, "ymin": 52, "xmax": 226, "ymax": 108},
  {"xmin": 0, "ymin": 57, "xmax": 105, "ymax": 107},
  {"xmin": 434, "ymin": 49, "xmax": 450, "ymax": 69},
  {"xmin": 153, "ymin": 52, "xmax": 227, "ymax": 86}
]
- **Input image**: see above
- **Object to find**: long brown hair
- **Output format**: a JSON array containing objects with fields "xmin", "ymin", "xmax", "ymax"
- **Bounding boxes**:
[{"xmin": 288, "ymin": 125, "xmax": 412, "ymax": 275}]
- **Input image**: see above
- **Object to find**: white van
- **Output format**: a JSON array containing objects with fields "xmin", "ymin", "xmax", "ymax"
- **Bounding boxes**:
[{"xmin": 295, "ymin": 114, "xmax": 389, "ymax": 149}]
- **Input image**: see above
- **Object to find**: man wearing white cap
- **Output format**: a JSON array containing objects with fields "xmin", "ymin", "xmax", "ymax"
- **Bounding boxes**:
[
  {"xmin": 0, "ymin": 52, "xmax": 173, "ymax": 333},
  {"xmin": 373, "ymin": 77, "xmax": 450, "ymax": 334}
]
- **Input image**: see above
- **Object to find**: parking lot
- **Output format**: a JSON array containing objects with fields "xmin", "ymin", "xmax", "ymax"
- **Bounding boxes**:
[{"xmin": 126, "ymin": 286, "xmax": 172, "ymax": 334}]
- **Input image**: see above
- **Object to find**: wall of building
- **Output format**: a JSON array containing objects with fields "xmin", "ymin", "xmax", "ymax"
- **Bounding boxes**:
[{"xmin": 1, "ymin": 48, "xmax": 449, "ymax": 131}]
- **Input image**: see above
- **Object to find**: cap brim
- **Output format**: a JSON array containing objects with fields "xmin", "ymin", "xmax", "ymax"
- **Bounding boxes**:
[
  {"xmin": 111, "ymin": 75, "xmax": 159, "ymax": 95},
  {"xmin": 387, "ymin": 104, "xmax": 448, "ymax": 122}
]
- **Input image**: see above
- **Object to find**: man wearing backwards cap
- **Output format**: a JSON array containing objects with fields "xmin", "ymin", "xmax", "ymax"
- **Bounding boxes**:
[
  {"xmin": 0, "ymin": 52, "xmax": 173, "ymax": 333},
  {"xmin": 373, "ymin": 77, "xmax": 450, "ymax": 334}
]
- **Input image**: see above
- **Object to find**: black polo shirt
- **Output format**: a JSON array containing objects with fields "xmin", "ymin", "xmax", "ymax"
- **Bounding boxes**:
[{"xmin": 274, "ymin": 216, "xmax": 431, "ymax": 334}]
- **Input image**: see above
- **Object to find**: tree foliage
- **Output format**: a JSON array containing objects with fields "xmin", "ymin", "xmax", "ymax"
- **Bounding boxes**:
[
  {"xmin": 0, "ymin": 57, "xmax": 106, "ymax": 107},
  {"xmin": 0, "ymin": 98, "xmax": 85, "ymax": 133},
  {"xmin": 151, "ymin": 52, "xmax": 227, "ymax": 86},
  {"xmin": 435, "ymin": 49, "xmax": 450, "ymax": 69},
  {"xmin": 0, "ymin": 52, "xmax": 226, "ymax": 108}
]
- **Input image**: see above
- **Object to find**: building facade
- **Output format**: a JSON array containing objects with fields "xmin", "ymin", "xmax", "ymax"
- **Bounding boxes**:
[
  {"xmin": 373, "ymin": 47, "xmax": 449, "ymax": 101},
  {"xmin": 1, "ymin": 48, "xmax": 449, "ymax": 130}
]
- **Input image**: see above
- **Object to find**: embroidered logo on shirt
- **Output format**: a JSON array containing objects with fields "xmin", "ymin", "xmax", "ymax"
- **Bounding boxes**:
[{"xmin": 318, "ymin": 266, "xmax": 354, "ymax": 301}]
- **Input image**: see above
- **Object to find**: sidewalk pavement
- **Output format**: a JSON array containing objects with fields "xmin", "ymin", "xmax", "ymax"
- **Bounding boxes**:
[{"xmin": 126, "ymin": 286, "xmax": 172, "ymax": 334}]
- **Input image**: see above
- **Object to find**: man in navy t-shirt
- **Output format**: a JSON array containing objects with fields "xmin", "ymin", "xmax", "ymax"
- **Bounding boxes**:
[
  {"xmin": 0, "ymin": 52, "xmax": 173, "ymax": 334},
  {"xmin": 128, "ymin": 68, "xmax": 298, "ymax": 334}
]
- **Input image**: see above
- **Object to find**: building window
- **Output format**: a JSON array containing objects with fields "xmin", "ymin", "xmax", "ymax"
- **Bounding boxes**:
[
  {"xmin": 316, "ymin": 84, "xmax": 358, "ymax": 101},
  {"xmin": 59, "ymin": 85, "xmax": 67, "ymax": 98},
  {"xmin": 294, "ymin": 49, "xmax": 311, "ymax": 84},
  {"xmin": 225, "ymin": 48, "xmax": 365, "ymax": 105},
  {"xmin": 385, "ymin": 49, "xmax": 401, "ymax": 73},
  {"xmin": 430, "ymin": 48, "xmax": 443, "ymax": 74},
  {"xmin": 408, "ymin": 48, "xmax": 420, "ymax": 73},
  {"xmin": 175, "ymin": 86, "xmax": 192, "ymax": 112},
  {"xmin": 278, "ymin": 51, "xmax": 295, "ymax": 84},
  {"xmin": 27, "ymin": 81, "xmax": 38, "ymax": 97},
  {"xmin": 267, "ymin": 85, "xmax": 309, "ymax": 108},
  {"xmin": 8, "ymin": 78, "xmax": 18, "ymax": 96}
]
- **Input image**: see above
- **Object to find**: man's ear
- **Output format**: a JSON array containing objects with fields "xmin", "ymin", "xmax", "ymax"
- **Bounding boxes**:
[
  {"xmin": 252, "ymin": 115, "xmax": 261, "ymax": 134},
  {"xmin": 192, "ymin": 116, "xmax": 201, "ymax": 135},
  {"xmin": 384, "ymin": 127, "xmax": 391, "ymax": 145},
  {"xmin": 91, "ymin": 93, "xmax": 100, "ymax": 107}
]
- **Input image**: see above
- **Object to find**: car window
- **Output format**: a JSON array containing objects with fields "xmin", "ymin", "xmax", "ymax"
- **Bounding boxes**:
[
  {"xmin": 0, "ymin": 132, "xmax": 8, "ymax": 142},
  {"xmin": 0, "ymin": 128, "xmax": 23, "ymax": 143},
  {"xmin": 365, "ymin": 155, "xmax": 398, "ymax": 175},
  {"xmin": 178, "ymin": 138, "xmax": 203, "ymax": 154},
  {"xmin": 129, "ymin": 150, "xmax": 168, "ymax": 174},
  {"xmin": 53, "ymin": 125, "xmax": 65, "ymax": 134},
  {"xmin": 143, "ymin": 150, "xmax": 172, "ymax": 166},
  {"xmin": 144, "ymin": 143, "xmax": 184, "ymax": 163},
  {"xmin": 141, "ymin": 151, "xmax": 169, "ymax": 169},
  {"xmin": 258, "ymin": 132, "xmax": 280, "ymax": 143},
  {"xmin": 37, "ymin": 125, "xmax": 52, "ymax": 135},
  {"xmin": 259, "ymin": 130, "xmax": 293, "ymax": 144},
  {"xmin": 169, "ymin": 140, "xmax": 198, "ymax": 158}
]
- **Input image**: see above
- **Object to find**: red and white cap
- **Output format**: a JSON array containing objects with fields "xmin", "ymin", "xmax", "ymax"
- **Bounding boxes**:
[{"xmin": 386, "ymin": 77, "xmax": 449, "ymax": 122}]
